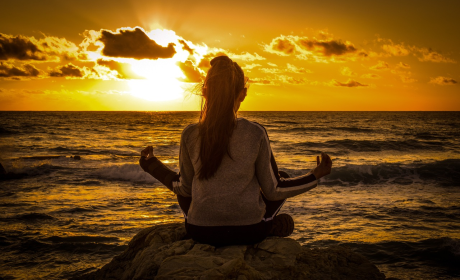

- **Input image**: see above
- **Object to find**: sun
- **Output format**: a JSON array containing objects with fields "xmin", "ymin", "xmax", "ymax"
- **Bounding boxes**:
[{"xmin": 128, "ymin": 59, "xmax": 184, "ymax": 102}]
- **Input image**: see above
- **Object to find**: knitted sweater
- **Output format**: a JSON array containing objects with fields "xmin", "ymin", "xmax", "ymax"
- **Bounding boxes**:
[{"xmin": 139, "ymin": 118, "xmax": 318, "ymax": 226}]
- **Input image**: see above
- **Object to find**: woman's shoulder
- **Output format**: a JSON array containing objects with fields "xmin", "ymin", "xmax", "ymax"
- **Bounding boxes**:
[
  {"xmin": 182, "ymin": 122, "xmax": 199, "ymax": 135},
  {"xmin": 237, "ymin": 118, "xmax": 268, "ymax": 136}
]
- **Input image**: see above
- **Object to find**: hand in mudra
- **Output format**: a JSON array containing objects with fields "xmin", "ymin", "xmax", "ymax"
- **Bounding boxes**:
[
  {"xmin": 141, "ymin": 146, "xmax": 154, "ymax": 159},
  {"xmin": 313, "ymin": 152, "xmax": 332, "ymax": 179}
]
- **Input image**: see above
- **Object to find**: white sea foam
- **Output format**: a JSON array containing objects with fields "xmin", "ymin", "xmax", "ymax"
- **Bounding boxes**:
[{"xmin": 93, "ymin": 163, "xmax": 159, "ymax": 184}]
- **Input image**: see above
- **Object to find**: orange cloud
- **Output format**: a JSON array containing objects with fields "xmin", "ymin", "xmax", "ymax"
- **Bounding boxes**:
[
  {"xmin": 370, "ymin": 60, "xmax": 389, "ymax": 70},
  {"xmin": 249, "ymin": 77, "xmax": 276, "ymax": 85},
  {"xmin": 331, "ymin": 79, "xmax": 368, "ymax": 87},
  {"xmin": 96, "ymin": 59, "xmax": 144, "ymax": 79},
  {"xmin": 177, "ymin": 60, "xmax": 204, "ymax": 83},
  {"xmin": 98, "ymin": 27, "xmax": 176, "ymax": 60},
  {"xmin": 361, "ymin": 73, "xmax": 381, "ymax": 79},
  {"xmin": 429, "ymin": 76, "xmax": 457, "ymax": 85},
  {"xmin": 382, "ymin": 43, "xmax": 410, "ymax": 56},
  {"xmin": 417, "ymin": 48, "xmax": 456, "ymax": 63},
  {"xmin": 391, "ymin": 70, "xmax": 417, "ymax": 83},
  {"xmin": 396, "ymin": 62, "xmax": 410, "ymax": 69},
  {"xmin": 242, "ymin": 63, "xmax": 261, "ymax": 70},
  {"xmin": 340, "ymin": 67, "xmax": 357, "ymax": 77},
  {"xmin": 286, "ymin": 63, "xmax": 311, "ymax": 74},
  {"xmin": 264, "ymin": 36, "xmax": 296, "ymax": 56},
  {"xmin": 277, "ymin": 75, "xmax": 308, "ymax": 85}
]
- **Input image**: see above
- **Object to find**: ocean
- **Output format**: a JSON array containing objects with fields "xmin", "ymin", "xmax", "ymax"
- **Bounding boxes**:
[{"xmin": 0, "ymin": 111, "xmax": 459, "ymax": 279}]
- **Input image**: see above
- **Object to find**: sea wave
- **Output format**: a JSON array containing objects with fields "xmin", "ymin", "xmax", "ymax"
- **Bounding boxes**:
[
  {"xmin": 92, "ymin": 163, "xmax": 160, "ymax": 184},
  {"xmin": 284, "ymin": 159, "xmax": 460, "ymax": 187},
  {"xmin": 292, "ymin": 138, "xmax": 447, "ymax": 152},
  {"xmin": 4, "ymin": 163, "xmax": 64, "ymax": 177}
]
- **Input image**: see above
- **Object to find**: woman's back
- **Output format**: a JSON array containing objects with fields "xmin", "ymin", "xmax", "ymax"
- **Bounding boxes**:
[{"xmin": 180, "ymin": 118, "xmax": 267, "ymax": 226}]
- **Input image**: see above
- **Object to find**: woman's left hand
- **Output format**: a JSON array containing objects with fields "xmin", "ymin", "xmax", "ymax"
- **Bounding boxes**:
[{"xmin": 141, "ymin": 146, "xmax": 154, "ymax": 159}]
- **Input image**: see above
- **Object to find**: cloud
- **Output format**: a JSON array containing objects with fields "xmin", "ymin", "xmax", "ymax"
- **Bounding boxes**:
[
  {"xmin": 278, "ymin": 75, "xmax": 308, "ymax": 85},
  {"xmin": 417, "ymin": 48, "xmax": 456, "ymax": 63},
  {"xmin": 177, "ymin": 60, "xmax": 204, "ymax": 83},
  {"xmin": 0, "ymin": 34, "xmax": 46, "ymax": 60},
  {"xmin": 390, "ymin": 69, "xmax": 417, "ymax": 83},
  {"xmin": 49, "ymin": 63, "xmax": 84, "ymax": 78},
  {"xmin": 340, "ymin": 67, "xmax": 357, "ymax": 77},
  {"xmin": 260, "ymin": 64, "xmax": 311, "ymax": 74},
  {"xmin": 242, "ymin": 63, "xmax": 261, "ymax": 70},
  {"xmin": 429, "ymin": 76, "xmax": 457, "ymax": 85},
  {"xmin": 230, "ymin": 52, "xmax": 266, "ymax": 62},
  {"xmin": 197, "ymin": 49, "xmax": 265, "ymax": 72},
  {"xmin": 96, "ymin": 59, "xmax": 144, "ymax": 79},
  {"xmin": 267, "ymin": 62, "xmax": 278, "ymax": 67},
  {"xmin": 370, "ymin": 60, "xmax": 389, "ymax": 70},
  {"xmin": 249, "ymin": 77, "xmax": 276, "ymax": 85},
  {"xmin": 264, "ymin": 34, "xmax": 366, "ymax": 62},
  {"xmin": 382, "ymin": 43, "xmax": 410, "ymax": 56},
  {"xmin": 297, "ymin": 38, "xmax": 357, "ymax": 57},
  {"xmin": 260, "ymin": 67, "xmax": 281, "ymax": 74},
  {"xmin": 0, "ymin": 33, "xmax": 84, "ymax": 62},
  {"xmin": 286, "ymin": 63, "xmax": 311, "ymax": 74},
  {"xmin": 396, "ymin": 62, "xmax": 410, "ymax": 69},
  {"xmin": 178, "ymin": 39, "xmax": 194, "ymax": 55},
  {"xmin": 0, "ymin": 62, "xmax": 40, "ymax": 78},
  {"xmin": 98, "ymin": 27, "xmax": 176, "ymax": 60},
  {"xmin": 331, "ymin": 79, "xmax": 368, "ymax": 87},
  {"xmin": 264, "ymin": 36, "xmax": 296, "ymax": 56},
  {"xmin": 361, "ymin": 73, "xmax": 381, "ymax": 79}
]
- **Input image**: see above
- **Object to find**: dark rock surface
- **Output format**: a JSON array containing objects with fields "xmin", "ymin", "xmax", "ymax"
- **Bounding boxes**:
[{"xmin": 73, "ymin": 223, "xmax": 388, "ymax": 280}]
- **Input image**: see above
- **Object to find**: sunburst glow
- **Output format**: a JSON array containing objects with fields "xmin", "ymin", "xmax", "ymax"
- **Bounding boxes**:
[{"xmin": 129, "ymin": 59, "xmax": 184, "ymax": 101}]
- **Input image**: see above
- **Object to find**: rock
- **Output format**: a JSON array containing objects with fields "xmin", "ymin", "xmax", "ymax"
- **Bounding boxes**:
[
  {"xmin": 0, "ymin": 162, "xmax": 6, "ymax": 175},
  {"xmin": 0, "ymin": 162, "xmax": 27, "ymax": 181},
  {"xmin": 72, "ymin": 223, "xmax": 388, "ymax": 280},
  {"xmin": 72, "ymin": 155, "xmax": 81, "ymax": 160}
]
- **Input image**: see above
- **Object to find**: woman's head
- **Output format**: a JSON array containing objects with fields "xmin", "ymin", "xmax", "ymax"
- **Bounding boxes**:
[
  {"xmin": 197, "ymin": 55, "xmax": 248, "ymax": 180},
  {"xmin": 201, "ymin": 56, "xmax": 247, "ymax": 117}
]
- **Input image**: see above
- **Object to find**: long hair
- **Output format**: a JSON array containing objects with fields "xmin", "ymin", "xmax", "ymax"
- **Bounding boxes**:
[{"xmin": 197, "ymin": 55, "xmax": 246, "ymax": 180}]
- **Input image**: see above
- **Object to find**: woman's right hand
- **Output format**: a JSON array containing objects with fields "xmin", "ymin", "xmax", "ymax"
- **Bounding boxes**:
[
  {"xmin": 313, "ymin": 152, "xmax": 332, "ymax": 179},
  {"xmin": 141, "ymin": 146, "xmax": 154, "ymax": 159}
]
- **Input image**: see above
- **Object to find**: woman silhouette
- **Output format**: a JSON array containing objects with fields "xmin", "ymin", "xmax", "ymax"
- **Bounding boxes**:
[{"xmin": 140, "ymin": 55, "xmax": 332, "ymax": 246}]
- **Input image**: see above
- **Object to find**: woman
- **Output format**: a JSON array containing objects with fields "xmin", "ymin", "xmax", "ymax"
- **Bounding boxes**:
[{"xmin": 139, "ymin": 55, "xmax": 332, "ymax": 246}]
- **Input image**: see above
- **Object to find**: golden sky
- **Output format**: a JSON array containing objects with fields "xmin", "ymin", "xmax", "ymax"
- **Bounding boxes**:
[{"xmin": 1, "ymin": 0, "xmax": 459, "ymax": 111}]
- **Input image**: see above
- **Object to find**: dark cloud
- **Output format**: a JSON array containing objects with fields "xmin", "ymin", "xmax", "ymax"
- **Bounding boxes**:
[
  {"xmin": 418, "ymin": 48, "xmax": 456, "ymax": 63},
  {"xmin": 99, "ymin": 27, "xmax": 176, "ymax": 60},
  {"xmin": 0, "ymin": 62, "xmax": 40, "ymax": 77},
  {"xmin": 297, "ymin": 39, "xmax": 357, "ymax": 56},
  {"xmin": 333, "ymin": 79, "xmax": 368, "ymax": 87},
  {"xmin": 177, "ymin": 60, "xmax": 204, "ymax": 83},
  {"xmin": 270, "ymin": 38, "xmax": 296, "ymax": 55},
  {"xmin": 97, "ymin": 59, "xmax": 144, "ymax": 79},
  {"xmin": 178, "ymin": 39, "xmax": 194, "ymax": 55},
  {"xmin": 429, "ymin": 76, "xmax": 457, "ymax": 85},
  {"xmin": 0, "ymin": 34, "xmax": 46, "ymax": 60},
  {"xmin": 49, "ymin": 64, "xmax": 83, "ymax": 77}
]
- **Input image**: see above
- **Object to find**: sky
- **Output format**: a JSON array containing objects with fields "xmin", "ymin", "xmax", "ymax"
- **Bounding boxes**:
[{"xmin": 1, "ymin": 0, "xmax": 459, "ymax": 111}]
